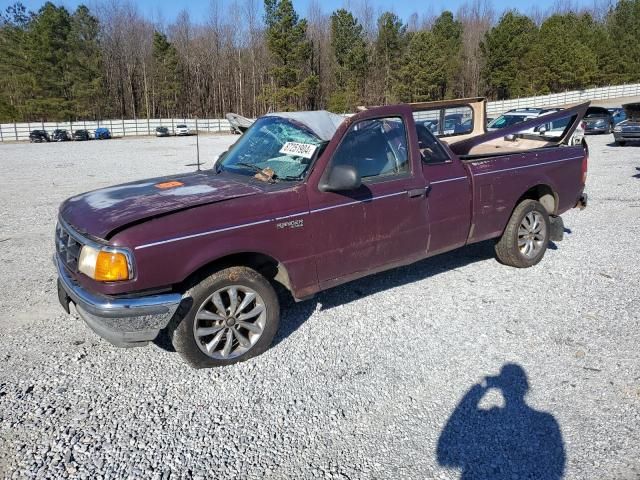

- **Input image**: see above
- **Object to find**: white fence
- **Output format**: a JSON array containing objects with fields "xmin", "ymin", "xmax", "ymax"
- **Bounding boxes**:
[
  {"xmin": 0, "ymin": 118, "xmax": 232, "ymax": 142},
  {"xmin": 2, "ymin": 82, "xmax": 640, "ymax": 142},
  {"xmin": 485, "ymin": 83, "xmax": 640, "ymax": 116}
]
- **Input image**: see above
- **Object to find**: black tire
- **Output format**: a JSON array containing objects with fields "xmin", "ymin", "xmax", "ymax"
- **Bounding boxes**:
[
  {"xmin": 495, "ymin": 199, "xmax": 550, "ymax": 268},
  {"xmin": 616, "ymin": 141, "xmax": 626, "ymax": 146},
  {"xmin": 169, "ymin": 266, "xmax": 280, "ymax": 368}
]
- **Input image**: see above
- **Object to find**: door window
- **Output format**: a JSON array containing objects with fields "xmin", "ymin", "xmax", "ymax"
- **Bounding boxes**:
[
  {"xmin": 331, "ymin": 117, "xmax": 409, "ymax": 181},
  {"xmin": 414, "ymin": 122, "xmax": 450, "ymax": 164}
]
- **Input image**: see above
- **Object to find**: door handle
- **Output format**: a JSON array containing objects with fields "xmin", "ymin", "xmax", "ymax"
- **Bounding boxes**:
[{"xmin": 407, "ymin": 188, "xmax": 426, "ymax": 198}]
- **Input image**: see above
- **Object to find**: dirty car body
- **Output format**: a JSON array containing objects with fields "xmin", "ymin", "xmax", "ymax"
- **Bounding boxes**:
[{"xmin": 56, "ymin": 99, "xmax": 589, "ymax": 366}]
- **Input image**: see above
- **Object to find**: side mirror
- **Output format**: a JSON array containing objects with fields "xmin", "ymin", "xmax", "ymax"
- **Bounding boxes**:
[
  {"xmin": 319, "ymin": 165, "xmax": 361, "ymax": 192},
  {"xmin": 538, "ymin": 125, "xmax": 548, "ymax": 134},
  {"xmin": 504, "ymin": 134, "xmax": 517, "ymax": 142}
]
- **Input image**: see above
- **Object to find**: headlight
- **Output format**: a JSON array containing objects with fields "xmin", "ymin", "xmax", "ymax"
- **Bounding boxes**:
[
  {"xmin": 595, "ymin": 120, "xmax": 606, "ymax": 126},
  {"xmin": 78, "ymin": 245, "xmax": 130, "ymax": 281},
  {"xmin": 614, "ymin": 126, "xmax": 622, "ymax": 132}
]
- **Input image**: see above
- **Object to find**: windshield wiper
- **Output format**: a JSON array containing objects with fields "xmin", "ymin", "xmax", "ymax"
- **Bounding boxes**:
[
  {"xmin": 273, "ymin": 174, "xmax": 302, "ymax": 182},
  {"xmin": 236, "ymin": 162, "xmax": 264, "ymax": 173}
]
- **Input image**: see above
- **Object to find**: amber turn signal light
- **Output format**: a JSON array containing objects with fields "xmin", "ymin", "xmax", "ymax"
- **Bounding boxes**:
[{"xmin": 94, "ymin": 251, "xmax": 130, "ymax": 281}]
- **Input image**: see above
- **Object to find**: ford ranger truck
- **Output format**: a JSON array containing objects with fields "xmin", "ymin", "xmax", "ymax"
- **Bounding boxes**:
[{"xmin": 56, "ymin": 98, "xmax": 589, "ymax": 368}]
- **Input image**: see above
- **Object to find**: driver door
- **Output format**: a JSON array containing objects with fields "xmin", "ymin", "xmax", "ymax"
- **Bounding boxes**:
[{"xmin": 306, "ymin": 113, "xmax": 430, "ymax": 286}]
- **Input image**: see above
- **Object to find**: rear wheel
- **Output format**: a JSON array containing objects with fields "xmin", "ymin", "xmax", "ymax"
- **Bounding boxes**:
[
  {"xmin": 169, "ymin": 266, "xmax": 280, "ymax": 368},
  {"xmin": 495, "ymin": 200, "xmax": 550, "ymax": 268}
]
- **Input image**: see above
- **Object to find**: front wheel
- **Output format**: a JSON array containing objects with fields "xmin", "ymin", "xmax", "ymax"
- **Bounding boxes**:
[
  {"xmin": 616, "ymin": 141, "xmax": 626, "ymax": 146},
  {"xmin": 169, "ymin": 266, "xmax": 280, "ymax": 368},
  {"xmin": 495, "ymin": 200, "xmax": 550, "ymax": 268}
]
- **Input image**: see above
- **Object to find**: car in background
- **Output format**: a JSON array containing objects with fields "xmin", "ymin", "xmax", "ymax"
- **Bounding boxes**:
[
  {"xmin": 487, "ymin": 107, "xmax": 561, "ymax": 133},
  {"xmin": 537, "ymin": 116, "xmax": 585, "ymax": 146},
  {"xmin": 29, "ymin": 130, "xmax": 50, "ymax": 142},
  {"xmin": 52, "ymin": 129, "xmax": 70, "ymax": 142},
  {"xmin": 175, "ymin": 124, "xmax": 190, "ymax": 136},
  {"xmin": 583, "ymin": 107, "xmax": 614, "ymax": 134},
  {"xmin": 608, "ymin": 107, "xmax": 627, "ymax": 125},
  {"xmin": 94, "ymin": 127, "xmax": 111, "ymax": 140},
  {"xmin": 155, "ymin": 126, "xmax": 170, "ymax": 137},
  {"xmin": 613, "ymin": 102, "xmax": 640, "ymax": 146},
  {"xmin": 420, "ymin": 115, "xmax": 471, "ymax": 137},
  {"xmin": 73, "ymin": 129, "xmax": 91, "ymax": 141}
]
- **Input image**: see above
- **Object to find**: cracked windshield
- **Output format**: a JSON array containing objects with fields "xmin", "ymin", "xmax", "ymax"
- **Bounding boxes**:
[{"xmin": 218, "ymin": 116, "xmax": 324, "ymax": 181}]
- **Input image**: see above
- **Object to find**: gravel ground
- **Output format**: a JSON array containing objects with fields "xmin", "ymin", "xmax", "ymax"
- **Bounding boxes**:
[{"xmin": 0, "ymin": 134, "xmax": 639, "ymax": 479}]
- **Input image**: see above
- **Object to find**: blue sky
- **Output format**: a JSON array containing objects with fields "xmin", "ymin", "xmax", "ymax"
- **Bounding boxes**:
[{"xmin": 5, "ymin": 0, "xmax": 593, "ymax": 23}]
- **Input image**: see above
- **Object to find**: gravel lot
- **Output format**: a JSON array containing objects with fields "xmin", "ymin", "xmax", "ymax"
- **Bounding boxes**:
[{"xmin": 0, "ymin": 134, "xmax": 639, "ymax": 479}]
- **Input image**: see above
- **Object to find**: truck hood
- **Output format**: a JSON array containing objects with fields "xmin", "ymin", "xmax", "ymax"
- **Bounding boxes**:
[{"xmin": 60, "ymin": 172, "xmax": 262, "ymax": 239}]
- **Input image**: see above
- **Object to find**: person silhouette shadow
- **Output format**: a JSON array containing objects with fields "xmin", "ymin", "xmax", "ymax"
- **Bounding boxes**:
[{"xmin": 437, "ymin": 364, "xmax": 565, "ymax": 479}]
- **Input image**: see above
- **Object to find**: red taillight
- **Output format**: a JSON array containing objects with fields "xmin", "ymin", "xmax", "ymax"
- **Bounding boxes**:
[{"xmin": 581, "ymin": 140, "xmax": 588, "ymax": 185}]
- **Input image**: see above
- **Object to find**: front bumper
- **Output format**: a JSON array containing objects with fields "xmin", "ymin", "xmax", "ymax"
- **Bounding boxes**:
[
  {"xmin": 56, "ymin": 255, "xmax": 182, "ymax": 347},
  {"xmin": 614, "ymin": 132, "xmax": 640, "ymax": 142},
  {"xmin": 584, "ymin": 125, "xmax": 609, "ymax": 134}
]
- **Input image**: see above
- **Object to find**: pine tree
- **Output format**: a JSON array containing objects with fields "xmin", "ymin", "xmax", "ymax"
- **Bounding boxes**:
[
  {"xmin": 67, "ymin": 5, "xmax": 103, "ymax": 119},
  {"xmin": 430, "ymin": 11, "xmax": 463, "ymax": 99},
  {"xmin": 151, "ymin": 31, "xmax": 180, "ymax": 117},
  {"xmin": 24, "ymin": 2, "xmax": 73, "ymax": 119},
  {"xmin": 374, "ymin": 12, "xmax": 406, "ymax": 104},
  {"xmin": 0, "ymin": 3, "xmax": 32, "ymax": 121},
  {"xmin": 525, "ymin": 13, "xmax": 599, "ymax": 93},
  {"xmin": 328, "ymin": 9, "xmax": 368, "ymax": 112},
  {"xmin": 606, "ymin": 0, "xmax": 640, "ymax": 84},
  {"xmin": 480, "ymin": 12, "xmax": 538, "ymax": 99},
  {"xmin": 393, "ymin": 11, "xmax": 462, "ymax": 102},
  {"xmin": 263, "ymin": 0, "xmax": 317, "ymax": 110},
  {"xmin": 394, "ymin": 30, "xmax": 438, "ymax": 102}
]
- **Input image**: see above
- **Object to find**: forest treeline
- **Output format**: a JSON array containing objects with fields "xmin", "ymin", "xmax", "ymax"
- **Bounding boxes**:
[{"xmin": 0, "ymin": 0, "xmax": 639, "ymax": 122}]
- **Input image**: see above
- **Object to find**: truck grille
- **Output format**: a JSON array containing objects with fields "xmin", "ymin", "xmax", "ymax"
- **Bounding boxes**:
[{"xmin": 56, "ymin": 222, "xmax": 83, "ymax": 272}]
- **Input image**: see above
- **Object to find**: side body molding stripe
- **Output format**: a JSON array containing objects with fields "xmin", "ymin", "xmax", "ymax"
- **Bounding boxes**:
[{"xmin": 134, "ymin": 155, "xmax": 583, "ymax": 250}]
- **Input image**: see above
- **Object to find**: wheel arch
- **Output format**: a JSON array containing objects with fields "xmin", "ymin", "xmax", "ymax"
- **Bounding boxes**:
[
  {"xmin": 178, "ymin": 251, "xmax": 293, "ymax": 296},
  {"xmin": 516, "ymin": 184, "xmax": 558, "ymax": 216}
]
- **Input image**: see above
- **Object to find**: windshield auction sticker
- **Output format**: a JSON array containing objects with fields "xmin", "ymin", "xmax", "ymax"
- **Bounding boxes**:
[{"xmin": 279, "ymin": 142, "xmax": 317, "ymax": 159}]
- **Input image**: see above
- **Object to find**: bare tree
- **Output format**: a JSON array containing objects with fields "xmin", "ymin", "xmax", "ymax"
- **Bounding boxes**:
[{"xmin": 457, "ymin": 0, "xmax": 494, "ymax": 97}]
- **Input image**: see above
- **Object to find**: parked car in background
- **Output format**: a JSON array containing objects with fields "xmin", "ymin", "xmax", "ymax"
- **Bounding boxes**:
[
  {"xmin": 155, "ymin": 126, "xmax": 170, "ymax": 137},
  {"xmin": 420, "ymin": 114, "xmax": 472, "ymax": 137},
  {"xmin": 29, "ymin": 130, "xmax": 50, "ymax": 142},
  {"xmin": 55, "ymin": 99, "xmax": 589, "ymax": 368},
  {"xmin": 52, "ymin": 129, "xmax": 70, "ymax": 142},
  {"xmin": 613, "ymin": 102, "xmax": 640, "ymax": 146},
  {"xmin": 487, "ymin": 107, "xmax": 560, "ymax": 133},
  {"xmin": 94, "ymin": 127, "xmax": 111, "ymax": 140},
  {"xmin": 73, "ymin": 129, "xmax": 91, "ymax": 141},
  {"xmin": 608, "ymin": 107, "xmax": 627, "ymax": 125},
  {"xmin": 583, "ymin": 106, "xmax": 614, "ymax": 134},
  {"xmin": 175, "ymin": 124, "xmax": 190, "ymax": 136}
]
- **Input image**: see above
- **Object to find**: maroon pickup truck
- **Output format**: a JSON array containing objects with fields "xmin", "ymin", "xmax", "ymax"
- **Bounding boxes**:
[{"xmin": 56, "ymin": 98, "xmax": 589, "ymax": 368}]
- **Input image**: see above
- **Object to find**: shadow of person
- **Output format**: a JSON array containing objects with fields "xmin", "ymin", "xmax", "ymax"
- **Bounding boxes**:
[{"xmin": 437, "ymin": 364, "xmax": 565, "ymax": 479}]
